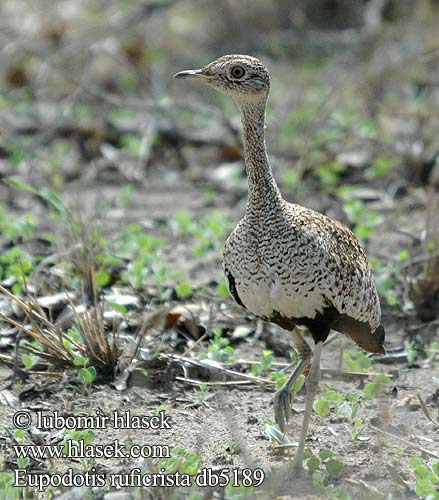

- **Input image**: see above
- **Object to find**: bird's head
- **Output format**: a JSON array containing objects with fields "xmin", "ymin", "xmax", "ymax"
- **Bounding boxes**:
[{"xmin": 174, "ymin": 54, "xmax": 270, "ymax": 106}]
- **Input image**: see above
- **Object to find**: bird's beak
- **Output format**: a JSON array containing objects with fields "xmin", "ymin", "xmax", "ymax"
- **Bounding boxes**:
[{"xmin": 173, "ymin": 69, "xmax": 210, "ymax": 80}]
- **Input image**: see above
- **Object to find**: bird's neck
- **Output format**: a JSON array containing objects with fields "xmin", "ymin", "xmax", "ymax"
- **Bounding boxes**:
[{"xmin": 238, "ymin": 100, "xmax": 283, "ymax": 211}]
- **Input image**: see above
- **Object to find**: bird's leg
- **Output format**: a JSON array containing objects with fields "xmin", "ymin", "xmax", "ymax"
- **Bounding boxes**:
[
  {"xmin": 274, "ymin": 329, "xmax": 312, "ymax": 433},
  {"xmin": 292, "ymin": 341, "xmax": 323, "ymax": 470}
]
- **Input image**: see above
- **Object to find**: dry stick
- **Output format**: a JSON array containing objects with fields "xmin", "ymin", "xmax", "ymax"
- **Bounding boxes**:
[
  {"xmin": 417, "ymin": 394, "xmax": 439, "ymax": 428},
  {"xmin": 181, "ymin": 303, "xmax": 214, "ymax": 358},
  {"xmin": 0, "ymin": 315, "xmax": 70, "ymax": 362},
  {"xmin": 165, "ymin": 354, "xmax": 273, "ymax": 385},
  {"xmin": 234, "ymin": 358, "xmax": 391, "ymax": 379},
  {"xmin": 181, "ymin": 331, "xmax": 209, "ymax": 358},
  {"xmin": 369, "ymin": 420, "xmax": 439, "ymax": 459},
  {"xmin": 0, "ymin": 285, "xmax": 55, "ymax": 330},
  {"xmin": 175, "ymin": 377, "xmax": 255, "ymax": 387}
]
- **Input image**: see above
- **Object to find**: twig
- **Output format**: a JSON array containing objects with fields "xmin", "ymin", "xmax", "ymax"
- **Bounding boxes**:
[
  {"xmin": 163, "ymin": 354, "xmax": 273, "ymax": 385},
  {"xmin": 369, "ymin": 420, "xmax": 439, "ymax": 459},
  {"xmin": 234, "ymin": 358, "xmax": 392, "ymax": 379},
  {"xmin": 175, "ymin": 376, "xmax": 255, "ymax": 387},
  {"xmin": 417, "ymin": 394, "xmax": 439, "ymax": 428}
]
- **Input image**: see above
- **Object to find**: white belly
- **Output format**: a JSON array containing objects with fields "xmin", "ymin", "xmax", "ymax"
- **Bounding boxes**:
[{"xmin": 234, "ymin": 275, "xmax": 326, "ymax": 320}]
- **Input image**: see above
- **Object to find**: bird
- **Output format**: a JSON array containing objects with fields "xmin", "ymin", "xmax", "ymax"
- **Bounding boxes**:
[{"xmin": 174, "ymin": 54, "xmax": 385, "ymax": 470}]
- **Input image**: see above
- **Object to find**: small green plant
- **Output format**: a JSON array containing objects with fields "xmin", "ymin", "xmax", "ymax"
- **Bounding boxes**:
[
  {"xmin": 351, "ymin": 418, "xmax": 364, "ymax": 440},
  {"xmin": 426, "ymin": 341, "xmax": 438, "ymax": 362},
  {"xmin": 175, "ymin": 280, "xmax": 193, "ymax": 300},
  {"xmin": 111, "ymin": 223, "xmax": 165, "ymax": 290},
  {"xmin": 172, "ymin": 210, "xmax": 229, "ymax": 257},
  {"xmin": 159, "ymin": 446, "xmax": 201, "ymax": 476},
  {"xmin": 77, "ymin": 366, "xmax": 97, "ymax": 386},
  {"xmin": 315, "ymin": 160, "xmax": 343, "ymax": 192},
  {"xmin": 21, "ymin": 353, "xmax": 39, "ymax": 370},
  {"xmin": 404, "ymin": 339, "xmax": 417, "ymax": 367},
  {"xmin": 343, "ymin": 350, "xmax": 372, "ymax": 372},
  {"xmin": 0, "ymin": 471, "xmax": 20, "ymax": 500},
  {"xmin": 226, "ymin": 440, "xmax": 239, "ymax": 455},
  {"xmin": 251, "ymin": 350, "xmax": 274, "ymax": 375},
  {"xmin": 363, "ymin": 373, "xmax": 391, "ymax": 399},
  {"xmin": 312, "ymin": 471, "xmax": 349, "ymax": 499},
  {"xmin": 0, "ymin": 248, "xmax": 34, "ymax": 294},
  {"xmin": 313, "ymin": 386, "xmax": 343, "ymax": 417},
  {"xmin": 304, "ymin": 448, "xmax": 345, "ymax": 479},
  {"xmin": 0, "ymin": 207, "xmax": 36, "ymax": 240},
  {"xmin": 216, "ymin": 281, "xmax": 230, "ymax": 299},
  {"xmin": 281, "ymin": 170, "xmax": 301, "ymax": 193},
  {"xmin": 63, "ymin": 429, "xmax": 96, "ymax": 472},
  {"xmin": 342, "ymin": 198, "xmax": 380, "ymax": 241},
  {"xmin": 367, "ymin": 156, "xmax": 397, "ymax": 179},
  {"xmin": 408, "ymin": 457, "xmax": 439, "ymax": 499},
  {"xmin": 14, "ymin": 429, "xmax": 30, "ymax": 470},
  {"xmin": 195, "ymin": 383, "xmax": 208, "ymax": 404},
  {"xmin": 199, "ymin": 329, "xmax": 236, "ymax": 363}
]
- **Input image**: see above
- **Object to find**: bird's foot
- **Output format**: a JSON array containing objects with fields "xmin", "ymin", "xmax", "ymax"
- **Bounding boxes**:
[{"xmin": 274, "ymin": 387, "xmax": 291, "ymax": 433}]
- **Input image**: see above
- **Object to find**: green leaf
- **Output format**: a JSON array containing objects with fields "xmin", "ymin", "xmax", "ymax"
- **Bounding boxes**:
[
  {"xmin": 373, "ymin": 373, "xmax": 391, "ymax": 384},
  {"xmin": 306, "ymin": 457, "xmax": 320, "ymax": 472},
  {"xmin": 87, "ymin": 366, "xmax": 97, "ymax": 380},
  {"xmin": 95, "ymin": 268, "xmax": 111, "ymax": 287},
  {"xmin": 2, "ymin": 178, "xmax": 39, "ymax": 195},
  {"xmin": 313, "ymin": 399, "xmax": 331, "ymax": 416},
  {"xmin": 216, "ymin": 281, "xmax": 230, "ymax": 298},
  {"xmin": 415, "ymin": 478, "xmax": 436, "ymax": 497},
  {"xmin": 291, "ymin": 374, "xmax": 305, "ymax": 398},
  {"xmin": 108, "ymin": 301, "xmax": 128, "ymax": 314},
  {"xmin": 319, "ymin": 449, "xmax": 333, "ymax": 461},
  {"xmin": 326, "ymin": 459, "xmax": 344, "ymax": 478},
  {"xmin": 21, "ymin": 353, "xmax": 39, "ymax": 370},
  {"xmin": 73, "ymin": 356, "xmax": 87, "ymax": 367},
  {"xmin": 78, "ymin": 366, "xmax": 96, "ymax": 385},
  {"xmin": 175, "ymin": 281, "xmax": 193, "ymax": 299},
  {"xmin": 364, "ymin": 382, "xmax": 381, "ymax": 399}
]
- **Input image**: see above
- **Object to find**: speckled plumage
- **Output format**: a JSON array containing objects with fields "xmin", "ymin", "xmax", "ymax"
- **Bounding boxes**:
[
  {"xmin": 176, "ymin": 54, "xmax": 384, "ymax": 354},
  {"xmin": 175, "ymin": 53, "xmax": 385, "ymax": 468}
]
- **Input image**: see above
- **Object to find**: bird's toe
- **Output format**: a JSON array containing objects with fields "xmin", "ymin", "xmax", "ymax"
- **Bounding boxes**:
[{"xmin": 274, "ymin": 388, "xmax": 291, "ymax": 432}]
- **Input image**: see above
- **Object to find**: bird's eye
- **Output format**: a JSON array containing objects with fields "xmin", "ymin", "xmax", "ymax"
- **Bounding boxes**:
[{"xmin": 231, "ymin": 66, "xmax": 245, "ymax": 79}]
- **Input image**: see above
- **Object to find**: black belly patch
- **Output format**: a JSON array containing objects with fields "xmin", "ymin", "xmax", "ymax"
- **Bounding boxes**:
[
  {"xmin": 225, "ymin": 270, "xmax": 245, "ymax": 308},
  {"xmin": 267, "ymin": 306, "xmax": 385, "ymax": 354}
]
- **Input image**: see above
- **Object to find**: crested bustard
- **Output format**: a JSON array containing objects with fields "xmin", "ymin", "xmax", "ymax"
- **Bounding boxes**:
[{"xmin": 174, "ymin": 55, "xmax": 385, "ymax": 469}]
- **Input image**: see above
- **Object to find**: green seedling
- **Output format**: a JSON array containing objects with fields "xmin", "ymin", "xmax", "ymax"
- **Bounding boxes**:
[
  {"xmin": 195, "ymin": 383, "xmax": 208, "ymax": 404},
  {"xmin": 251, "ymin": 350, "xmax": 274, "ymax": 375},
  {"xmin": 408, "ymin": 457, "xmax": 439, "ymax": 499},
  {"xmin": 343, "ymin": 350, "xmax": 372, "ymax": 372},
  {"xmin": 364, "ymin": 373, "xmax": 391, "ymax": 399},
  {"xmin": 0, "ymin": 248, "xmax": 34, "ymax": 294},
  {"xmin": 199, "ymin": 328, "xmax": 236, "ymax": 363},
  {"xmin": 0, "ymin": 471, "xmax": 21, "ymax": 500},
  {"xmin": 175, "ymin": 280, "xmax": 193, "ymax": 300},
  {"xmin": 305, "ymin": 448, "xmax": 344, "ymax": 479},
  {"xmin": 404, "ymin": 339, "xmax": 417, "ymax": 367},
  {"xmin": 14, "ymin": 429, "xmax": 30, "ymax": 470},
  {"xmin": 21, "ymin": 353, "xmax": 39, "ymax": 370},
  {"xmin": 216, "ymin": 281, "xmax": 231, "ymax": 299},
  {"xmin": 159, "ymin": 446, "xmax": 201, "ymax": 476},
  {"xmin": 77, "ymin": 366, "xmax": 97, "ymax": 387},
  {"xmin": 63, "ymin": 429, "xmax": 96, "ymax": 472},
  {"xmin": 427, "ymin": 341, "xmax": 438, "ymax": 362}
]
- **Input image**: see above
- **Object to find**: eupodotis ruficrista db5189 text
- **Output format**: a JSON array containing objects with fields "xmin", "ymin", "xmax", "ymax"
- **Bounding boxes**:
[{"xmin": 174, "ymin": 55, "xmax": 385, "ymax": 470}]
